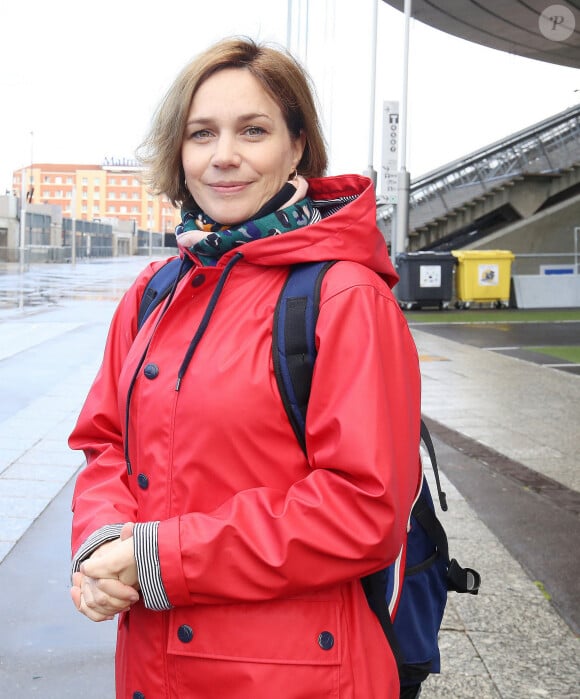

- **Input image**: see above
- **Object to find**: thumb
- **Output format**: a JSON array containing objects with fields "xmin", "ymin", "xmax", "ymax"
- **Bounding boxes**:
[
  {"xmin": 120, "ymin": 522, "xmax": 135, "ymax": 541},
  {"xmin": 70, "ymin": 584, "xmax": 82, "ymax": 610}
]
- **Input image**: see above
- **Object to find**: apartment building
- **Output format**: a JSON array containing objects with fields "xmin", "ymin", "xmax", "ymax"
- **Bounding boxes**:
[{"xmin": 12, "ymin": 159, "xmax": 181, "ymax": 234}]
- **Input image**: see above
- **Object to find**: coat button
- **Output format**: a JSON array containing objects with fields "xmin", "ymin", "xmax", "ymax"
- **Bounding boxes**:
[
  {"xmin": 137, "ymin": 473, "xmax": 149, "ymax": 490},
  {"xmin": 191, "ymin": 273, "xmax": 206, "ymax": 287},
  {"xmin": 178, "ymin": 624, "xmax": 194, "ymax": 643},
  {"xmin": 132, "ymin": 692, "xmax": 145, "ymax": 699},
  {"xmin": 318, "ymin": 631, "xmax": 334, "ymax": 650},
  {"xmin": 143, "ymin": 363, "xmax": 159, "ymax": 379}
]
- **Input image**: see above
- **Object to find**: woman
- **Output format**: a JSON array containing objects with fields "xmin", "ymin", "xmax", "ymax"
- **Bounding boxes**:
[{"xmin": 70, "ymin": 37, "xmax": 422, "ymax": 699}]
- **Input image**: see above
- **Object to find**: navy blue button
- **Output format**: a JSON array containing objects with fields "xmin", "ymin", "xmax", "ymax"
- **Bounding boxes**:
[
  {"xmin": 191, "ymin": 274, "xmax": 206, "ymax": 288},
  {"xmin": 133, "ymin": 692, "xmax": 145, "ymax": 699},
  {"xmin": 137, "ymin": 473, "xmax": 149, "ymax": 490},
  {"xmin": 178, "ymin": 624, "xmax": 194, "ymax": 643},
  {"xmin": 318, "ymin": 631, "xmax": 334, "ymax": 650},
  {"xmin": 143, "ymin": 363, "xmax": 159, "ymax": 379}
]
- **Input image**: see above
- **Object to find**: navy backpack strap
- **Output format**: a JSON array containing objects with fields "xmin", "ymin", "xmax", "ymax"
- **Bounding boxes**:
[
  {"xmin": 420, "ymin": 420, "xmax": 448, "ymax": 511},
  {"xmin": 412, "ymin": 489, "xmax": 480, "ymax": 595},
  {"xmin": 137, "ymin": 256, "xmax": 193, "ymax": 330},
  {"xmin": 272, "ymin": 261, "xmax": 336, "ymax": 454}
]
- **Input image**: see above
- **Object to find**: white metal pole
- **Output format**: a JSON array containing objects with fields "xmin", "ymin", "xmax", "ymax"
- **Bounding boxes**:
[
  {"xmin": 19, "ymin": 167, "xmax": 26, "ymax": 269},
  {"xmin": 395, "ymin": 0, "xmax": 412, "ymax": 258},
  {"xmin": 365, "ymin": 0, "xmax": 379, "ymax": 188},
  {"xmin": 286, "ymin": 0, "xmax": 293, "ymax": 49},
  {"xmin": 71, "ymin": 187, "xmax": 76, "ymax": 267}
]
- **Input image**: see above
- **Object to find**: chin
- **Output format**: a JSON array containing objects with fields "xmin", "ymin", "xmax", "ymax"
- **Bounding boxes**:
[{"xmin": 210, "ymin": 208, "xmax": 255, "ymax": 226}]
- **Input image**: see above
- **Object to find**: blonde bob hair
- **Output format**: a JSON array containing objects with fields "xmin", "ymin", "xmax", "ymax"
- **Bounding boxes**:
[{"xmin": 137, "ymin": 37, "xmax": 328, "ymax": 209}]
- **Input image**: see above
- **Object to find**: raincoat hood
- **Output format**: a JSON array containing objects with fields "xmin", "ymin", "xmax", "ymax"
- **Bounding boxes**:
[{"xmin": 180, "ymin": 174, "xmax": 399, "ymax": 289}]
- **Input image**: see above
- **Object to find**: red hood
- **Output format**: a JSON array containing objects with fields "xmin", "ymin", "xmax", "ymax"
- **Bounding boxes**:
[{"xmin": 183, "ymin": 174, "xmax": 398, "ymax": 289}]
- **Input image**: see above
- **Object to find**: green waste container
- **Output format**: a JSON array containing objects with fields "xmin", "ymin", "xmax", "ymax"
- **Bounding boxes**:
[
  {"xmin": 451, "ymin": 250, "xmax": 514, "ymax": 308},
  {"xmin": 396, "ymin": 252, "xmax": 457, "ymax": 310}
]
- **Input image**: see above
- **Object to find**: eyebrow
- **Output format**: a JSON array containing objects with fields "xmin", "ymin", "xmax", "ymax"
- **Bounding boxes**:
[{"xmin": 185, "ymin": 112, "xmax": 274, "ymax": 127}]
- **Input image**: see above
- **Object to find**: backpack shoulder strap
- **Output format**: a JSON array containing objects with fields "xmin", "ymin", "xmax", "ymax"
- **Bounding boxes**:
[
  {"xmin": 272, "ymin": 261, "xmax": 337, "ymax": 454},
  {"xmin": 137, "ymin": 256, "xmax": 192, "ymax": 330}
]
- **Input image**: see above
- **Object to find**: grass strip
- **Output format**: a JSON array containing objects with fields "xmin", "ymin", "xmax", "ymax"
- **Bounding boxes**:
[{"xmin": 405, "ymin": 308, "xmax": 580, "ymax": 323}]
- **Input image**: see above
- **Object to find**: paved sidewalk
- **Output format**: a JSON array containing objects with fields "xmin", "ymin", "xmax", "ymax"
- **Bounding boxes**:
[
  {"xmin": 0, "ymin": 268, "xmax": 578, "ymax": 697},
  {"xmin": 414, "ymin": 329, "xmax": 580, "ymax": 697}
]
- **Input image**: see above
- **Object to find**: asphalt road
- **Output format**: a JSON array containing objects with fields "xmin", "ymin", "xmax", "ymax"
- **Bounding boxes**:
[{"xmin": 408, "ymin": 318, "xmax": 580, "ymax": 375}]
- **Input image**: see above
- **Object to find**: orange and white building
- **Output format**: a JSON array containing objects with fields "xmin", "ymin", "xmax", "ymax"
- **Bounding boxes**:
[{"xmin": 12, "ymin": 159, "xmax": 181, "ymax": 234}]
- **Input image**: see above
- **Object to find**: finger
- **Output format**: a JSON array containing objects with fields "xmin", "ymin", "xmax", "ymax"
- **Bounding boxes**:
[
  {"xmin": 97, "ymin": 577, "xmax": 139, "ymax": 603},
  {"xmin": 81, "ymin": 576, "xmax": 129, "ymax": 616},
  {"xmin": 81, "ymin": 557, "xmax": 116, "ymax": 581},
  {"xmin": 74, "ymin": 581, "xmax": 116, "ymax": 622},
  {"xmin": 70, "ymin": 585, "xmax": 82, "ymax": 610},
  {"xmin": 120, "ymin": 522, "xmax": 135, "ymax": 540},
  {"xmin": 83, "ymin": 591, "xmax": 131, "ymax": 618}
]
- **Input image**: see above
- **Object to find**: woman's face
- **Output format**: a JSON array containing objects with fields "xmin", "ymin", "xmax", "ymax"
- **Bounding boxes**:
[{"xmin": 181, "ymin": 67, "xmax": 306, "ymax": 227}]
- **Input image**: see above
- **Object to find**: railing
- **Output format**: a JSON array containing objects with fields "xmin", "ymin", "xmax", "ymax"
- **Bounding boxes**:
[{"xmin": 378, "ymin": 104, "xmax": 580, "ymax": 228}]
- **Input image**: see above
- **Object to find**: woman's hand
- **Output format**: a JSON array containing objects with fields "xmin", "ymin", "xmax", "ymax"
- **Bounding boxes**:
[
  {"xmin": 71, "ymin": 523, "xmax": 140, "ymax": 622},
  {"xmin": 81, "ymin": 522, "xmax": 139, "ymax": 588}
]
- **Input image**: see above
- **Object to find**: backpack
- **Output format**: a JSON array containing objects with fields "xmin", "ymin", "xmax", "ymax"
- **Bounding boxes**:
[{"xmin": 137, "ymin": 257, "xmax": 481, "ymax": 695}]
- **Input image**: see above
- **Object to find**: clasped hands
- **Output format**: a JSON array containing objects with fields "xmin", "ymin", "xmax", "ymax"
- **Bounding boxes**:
[{"xmin": 71, "ymin": 522, "xmax": 140, "ymax": 622}]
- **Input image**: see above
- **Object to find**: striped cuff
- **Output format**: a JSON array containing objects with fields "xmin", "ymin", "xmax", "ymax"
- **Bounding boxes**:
[
  {"xmin": 133, "ymin": 522, "xmax": 172, "ymax": 611},
  {"xmin": 71, "ymin": 524, "xmax": 124, "ymax": 574}
]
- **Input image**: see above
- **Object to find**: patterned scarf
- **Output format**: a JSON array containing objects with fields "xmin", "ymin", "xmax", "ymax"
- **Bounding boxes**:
[{"xmin": 176, "ymin": 193, "xmax": 317, "ymax": 265}]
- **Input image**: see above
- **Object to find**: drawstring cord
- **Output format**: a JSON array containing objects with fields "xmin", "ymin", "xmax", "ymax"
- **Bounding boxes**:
[
  {"xmin": 175, "ymin": 252, "xmax": 243, "ymax": 391},
  {"xmin": 124, "ymin": 256, "xmax": 191, "ymax": 475}
]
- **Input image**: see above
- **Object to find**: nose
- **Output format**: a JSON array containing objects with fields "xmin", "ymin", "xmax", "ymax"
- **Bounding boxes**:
[{"xmin": 211, "ymin": 133, "xmax": 241, "ymax": 168}]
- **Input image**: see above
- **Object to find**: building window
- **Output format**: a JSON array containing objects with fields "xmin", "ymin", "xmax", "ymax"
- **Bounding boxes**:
[{"xmin": 55, "ymin": 176, "xmax": 62, "ymax": 184}]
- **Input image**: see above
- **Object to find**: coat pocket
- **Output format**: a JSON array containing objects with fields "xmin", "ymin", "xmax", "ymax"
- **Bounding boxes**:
[
  {"xmin": 167, "ymin": 598, "xmax": 341, "ymax": 664},
  {"xmin": 167, "ymin": 598, "xmax": 342, "ymax": 698}
]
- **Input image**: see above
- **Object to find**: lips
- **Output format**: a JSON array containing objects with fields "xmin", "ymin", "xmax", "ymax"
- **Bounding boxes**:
[{"xmin": 209, "ymin": 182, "xmax": 249, "ymax": 194}]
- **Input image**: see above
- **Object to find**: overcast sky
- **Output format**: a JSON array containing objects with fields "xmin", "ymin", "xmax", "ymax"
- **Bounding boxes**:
[{"xmin": 1, "ymin": 0, "xmax": 578, "ymax": 198}]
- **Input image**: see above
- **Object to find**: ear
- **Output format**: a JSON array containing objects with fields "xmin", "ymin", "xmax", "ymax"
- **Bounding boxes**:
[{"xmin": 292, "ymin": 130, "xmax": 307, "ymax": 169}]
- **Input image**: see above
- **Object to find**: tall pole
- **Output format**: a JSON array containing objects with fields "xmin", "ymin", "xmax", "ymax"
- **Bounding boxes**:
[
  {"xmin": 71, "ymin": 187, "xmax": 76, "ymax": 267},
  {"xmin": 286, "ymin": 0, "xmax": 293, "ymax": 49},
  {"xmin": 19, "ymin": 166, "xmax": 26, "ymax": 269},
  {"xmin": 29, "ymin": 131, "xmax": 34, "ymax": 204},
  {"xmin": 395, "ymin": 0, "xmax": 412, "ymax": 259},
  {"xmin": 365, "ymin": 0, "xmax": 379, "ymax": 188}
]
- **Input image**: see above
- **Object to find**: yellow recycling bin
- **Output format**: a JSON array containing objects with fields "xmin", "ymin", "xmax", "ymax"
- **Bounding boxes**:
[{"xmin": 451, "ymin": 250, "xmax": 514, "ymax": 308}]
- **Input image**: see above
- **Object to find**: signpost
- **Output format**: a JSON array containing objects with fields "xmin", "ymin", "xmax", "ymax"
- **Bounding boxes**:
[{"xmin": 381, "ymin": 100, "xmax": 399, "ymax": 205}]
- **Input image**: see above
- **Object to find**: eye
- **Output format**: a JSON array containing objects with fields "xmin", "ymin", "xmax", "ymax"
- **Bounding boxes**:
[
  {"xmin": 189, "ymin": 129, "xmax": 213, "ymax": 141},
  {"xmin": 244, "ymin": 125, "xmax": 266, "ymax": 137}
]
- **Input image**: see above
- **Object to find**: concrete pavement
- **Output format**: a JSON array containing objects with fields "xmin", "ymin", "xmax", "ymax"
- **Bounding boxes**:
[{"xmin": 0, "ymin": 259, "xmax": 578, "ymax": 698}]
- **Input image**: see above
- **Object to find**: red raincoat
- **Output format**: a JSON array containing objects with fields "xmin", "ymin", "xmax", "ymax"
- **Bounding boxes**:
[{"xmin": 70, "ymin": 174, "xmax": 422, "ymax": 698}]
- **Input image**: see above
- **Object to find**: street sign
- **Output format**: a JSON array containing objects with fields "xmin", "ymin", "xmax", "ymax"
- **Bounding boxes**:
[{"xmin": 381, "ymin": 100, "xmax": 399, "ymax": 204}]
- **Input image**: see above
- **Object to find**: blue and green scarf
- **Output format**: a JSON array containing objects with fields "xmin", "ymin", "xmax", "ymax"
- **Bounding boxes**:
[{"xmin": 176, "ymin": 194, "xmax": 316, "ymax": 266}]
